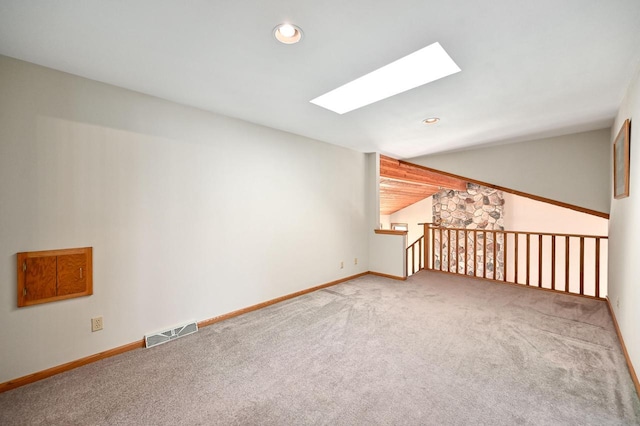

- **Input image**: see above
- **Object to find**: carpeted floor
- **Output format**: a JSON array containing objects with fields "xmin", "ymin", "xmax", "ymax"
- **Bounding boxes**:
[{"xmin": 1, "ymin": 271, "xmax": 639, "ymax": 425}]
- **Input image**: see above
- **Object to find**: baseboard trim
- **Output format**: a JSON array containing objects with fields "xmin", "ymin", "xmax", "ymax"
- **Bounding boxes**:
[
  {"xmin": 0, "ymin": 339, "xmax": 145, "ymax": 394},
  {"xmin": 605, "ymin": 297, "xmax": 640, "ymax": 397},
  {"xmin": 198, "ymin": 272, "xmax": 369, "ymax": 328},
  {"xmin": 369, "ymin": 271, "xmax": 407, "ymax": 281},
  {"xmin": 424, "ymin": 269, "xmax": 606, "ymax": 301},
  {"xmin": 0, "ymin": 272, "xmax": 369, "ymax": 394}
]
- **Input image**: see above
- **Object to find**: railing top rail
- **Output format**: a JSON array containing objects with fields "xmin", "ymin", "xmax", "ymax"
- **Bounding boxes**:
[
  {"xmin": 407, "ymin": 235, "xmax": 424, "ymax": 248},
  {"xmin": 423, "ymin": 225, "xmax": 607, "ymax": 240}
]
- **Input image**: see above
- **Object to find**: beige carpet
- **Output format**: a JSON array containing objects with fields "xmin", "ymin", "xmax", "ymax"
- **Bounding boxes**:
[{"xmin": 1, "ymin": 271, "xmax": 638, "ymax": 425}]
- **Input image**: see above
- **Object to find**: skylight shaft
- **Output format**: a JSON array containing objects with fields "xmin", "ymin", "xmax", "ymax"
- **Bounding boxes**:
[{"xmin": 310, "ymin": 42, "xmax": 460, "ymax": 114}]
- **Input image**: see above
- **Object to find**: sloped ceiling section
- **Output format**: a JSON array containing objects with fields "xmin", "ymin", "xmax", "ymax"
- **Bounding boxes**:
[
  {"xmin": 380, "ymin": 155, "xmax": 467, "ymax": 215},
  {"xmin": 0, "ymin": 1, "xmax": 639, "ymax": 158}
]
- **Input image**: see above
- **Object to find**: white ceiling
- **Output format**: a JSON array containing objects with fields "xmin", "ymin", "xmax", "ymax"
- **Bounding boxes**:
[{"xmin": 1, "ymin": 0, "xmax": 639, "ymax": 158}]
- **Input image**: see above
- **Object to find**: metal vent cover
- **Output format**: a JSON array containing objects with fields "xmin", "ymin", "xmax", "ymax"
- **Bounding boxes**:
[{"xmin": 145, "ymin": 320, "xmax": 198, "ymax": 348}]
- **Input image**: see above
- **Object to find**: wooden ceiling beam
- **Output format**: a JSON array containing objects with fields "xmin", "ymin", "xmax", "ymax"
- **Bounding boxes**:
[
  {"xmin": 379, "ymin": 180, "xmax": 439, "ymax": 193},
  {"xmin": 379, "ymin": 155, "xmax": 468, "ymax": 215},
  {"xmin": 380, "ymin": 189, "xmax": 438, "ymax": 198},
  {"xmin": 380, "ymin": 155, "xmax": 467, "ymax": 191}
]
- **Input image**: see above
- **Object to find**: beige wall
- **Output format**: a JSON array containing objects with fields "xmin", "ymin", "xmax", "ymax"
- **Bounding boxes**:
[
  {"xmin": 409, "ymin": 129, "xmax": 612, "ymax": 214},
  {"xmin": 504, "ymin": 193, "xmax": 609, "ymax": 234},
  {"xmin": 379, "ymin": 215, "xmax": 391, "ymax": 229},
  {"xmin": 608, "ymin": 65, "xmax": 640, "ymax": 378},
  {"xmin": 389, "ymin": 197, "xmax": 432, "ymax": 246},
  {"xmin": 504, "ymin": 192, "xmax": 609, "ymax": 296},
  {"xmin": 0, "ymin": 56, "xmax": 370, "ymax": 383}
]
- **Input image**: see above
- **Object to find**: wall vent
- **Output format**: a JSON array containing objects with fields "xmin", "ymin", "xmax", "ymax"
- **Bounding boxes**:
[{"xmin": 145, "ymin": 320, "xmax": 198, "ymax": 348}]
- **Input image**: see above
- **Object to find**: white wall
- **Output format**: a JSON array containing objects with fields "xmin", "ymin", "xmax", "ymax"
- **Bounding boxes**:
[
  {"xmin": 608, "ymin": 65, "xmax": 640, "ymax": 377},
  {"xmin": 0, "ymin": 56, "xmax": 369, "ymax": 383},
  {"xmin": 409, "ymin": 129, "xmax": 611, "ymax": 214},
  {"xmin": 366, "ymin": 153, "xmax": 406, "ymax": 278},
  {"xmin": 365, "ymin": 153, "xmax": 380, "ymax": 232},
  {"xmin": 389, "ymin": 197, "xmax": 433, "ymax": 246},
  {"xmin": 369, "ymin": 232, "xmax": 407, "ymax": 278}
]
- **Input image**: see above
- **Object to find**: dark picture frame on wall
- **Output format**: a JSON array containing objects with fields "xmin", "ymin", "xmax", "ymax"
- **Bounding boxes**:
[{"xmin": 614, "ymin": 119, "xmax": 631, "ymax": 199}]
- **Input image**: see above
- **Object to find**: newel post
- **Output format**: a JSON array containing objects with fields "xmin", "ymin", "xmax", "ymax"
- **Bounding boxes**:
[{"xmin": 421, "ymin": 223, "xmax": 431, "ymax": 270}]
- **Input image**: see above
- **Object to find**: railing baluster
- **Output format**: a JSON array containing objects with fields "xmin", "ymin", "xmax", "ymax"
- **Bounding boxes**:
[
  {"xmin": 412, "ymin": 241, "xmax": 415, "ymax": 274},
  {"xmin": 411, "ymin": 245, "xmax": 415, "ymax": 275},
  {"xmin": 492, "ymin": 231, "xmax": 497, "ymax": 280},
  {"xmin": 458, "ymin": 230, "xmax": 463, "ymax": 274},
  {"xmin": 460, "ymin": 230, "xmax": 463, "ymax": 273},
  {"xmin": 424, "ymin": 225, "xmax": 430, "ymax": 270},
  {"xmin": 418, "ymin": 236, "xmax": 422, "ymax": 272},
  {"xmin": 445, "ymin": 229, "xmax": 448, "ymax": 272},
  {"xmin": 514, "ymin": 232, "xmax": 519, "ymax": 284},
  {"xmin": 503, "ymin": 231, "xmax": 507, "ymax": 282},
  {"xmin": 431, "ymin": 229, "xmax": 437, "ymax": 271},
  {"xmin": 439, "ymin": 228, "xmax": 443, "ymax": 272},
  {"xmin": 452, "ymin": 230, "xmax": 456, "ymax": 273},
  {"xmin": 565, "ymin": 236, "xmax": 570, "ymax": 293},
  {"xmin": 580, "ymin": 237, "xmax": 585, "ymax": 295},
  {"xmin": 459, "ymin": 230, "xmax": 463, "ymax": 274},
  {"xmin": 464, "ymin": 229, "xmax": 468, "ymax": 276},
  {"xmin": 595, "ymin": 238, "xmax": 600, "ymax": 298},
  {"xmin": 405, "ymin": 246, "xmax": 408, "ymax": 276},
  {"xmin": 445, "ymin": 229, "xmax": 450, "ymax": 272},
  {"xmin": 447, "ymin": 229, "xmax": 451, "ymax": 272},
  {"xmin": 452, "ymin": 229, "xmax": 457, "ymax": 273},
  {"xmin": 446, "ymin": 228, "xmax": 450, "ymax": 273},
  {"xmin": 474, "ymin": 230, "xmax": 478, "ymax": 277},
  {"xmin": 483, "ymin": 231, "xmax": 487, "ymax": 279},
  {"xmin": 431, "ymin": 228, "xmax": 435, "ymax": 270},
  {"xmin": 538, "ymin": 234, "xmax": 543, "ymax": 288},
  {"xmin": 551, "ymin": 235, "xmax": 556, "ymax": 290},
  {"xmin": 526, "ymin": 234, "xmax": 530, "ymax": 286},
  {"xmin": 451, "ymin": 230, "xmax": 455, "ymax": 273}
]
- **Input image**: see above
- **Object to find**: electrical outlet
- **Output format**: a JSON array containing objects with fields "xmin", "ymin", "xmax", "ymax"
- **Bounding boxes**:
[
  {"xmin": 354, "ymin": 258, "xmax": 358, "ymax": 265},
  {"xmin": 616, "ymin": 298, "xmax": 620, "ymax": 308},
  {"xmin": 340, "ymin": 261, "xmax": 344, "ymax": 269},
  {"xmin": 91, "ymin": 316, "xmax": 103, "ymax": 332}
]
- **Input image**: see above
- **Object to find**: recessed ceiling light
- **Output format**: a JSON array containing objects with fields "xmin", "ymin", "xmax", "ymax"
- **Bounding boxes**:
[
  {"xmin": 310, "ymin": 42, "xmax": 460, "ymax": 114},
  {"xmin": 274, "ymin": 23, "xmax": 303, "ymax": 44},
  {"xmin": 423, "ymin": 117, "xmax": 440, "ymax": 124}
]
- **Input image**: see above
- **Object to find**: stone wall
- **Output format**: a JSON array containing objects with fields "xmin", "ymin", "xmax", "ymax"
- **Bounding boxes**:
[{"xmin": 432, "ymin": 183, "xmax": 504, "ymax": 279}]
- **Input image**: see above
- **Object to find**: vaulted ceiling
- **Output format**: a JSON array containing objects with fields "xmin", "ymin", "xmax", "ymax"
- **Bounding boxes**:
[{"xmin": 1, "ymin": 1, "xmax": 639, "ymax": 158}]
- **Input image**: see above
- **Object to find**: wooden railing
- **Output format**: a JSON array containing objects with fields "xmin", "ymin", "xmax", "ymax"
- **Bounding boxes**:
[
  {"xmin": 406, "ymin": 236, "xmax": 424, "ymax": 276},
  {"xmin": 419, "ymin": 224, "xmax": 608, "ymax": 298}
]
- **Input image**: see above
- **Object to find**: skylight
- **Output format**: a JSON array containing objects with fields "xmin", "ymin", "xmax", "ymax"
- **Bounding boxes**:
[{"xmin": 310, "ymin": 42, "xmax": 460, "ymax": 114}]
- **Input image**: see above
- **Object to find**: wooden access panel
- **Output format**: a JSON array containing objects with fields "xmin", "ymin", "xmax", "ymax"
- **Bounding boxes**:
[
  {"xmin": 17, "ymin": 247, "xmax": 93, "ymax": 307},
  {"xmin": 24, "ymin": 256, "xmax": 57, "ymax": 302},
  {"xmin": 57, "ymin": 253, "xmax": 88, "ymax": 296}
]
